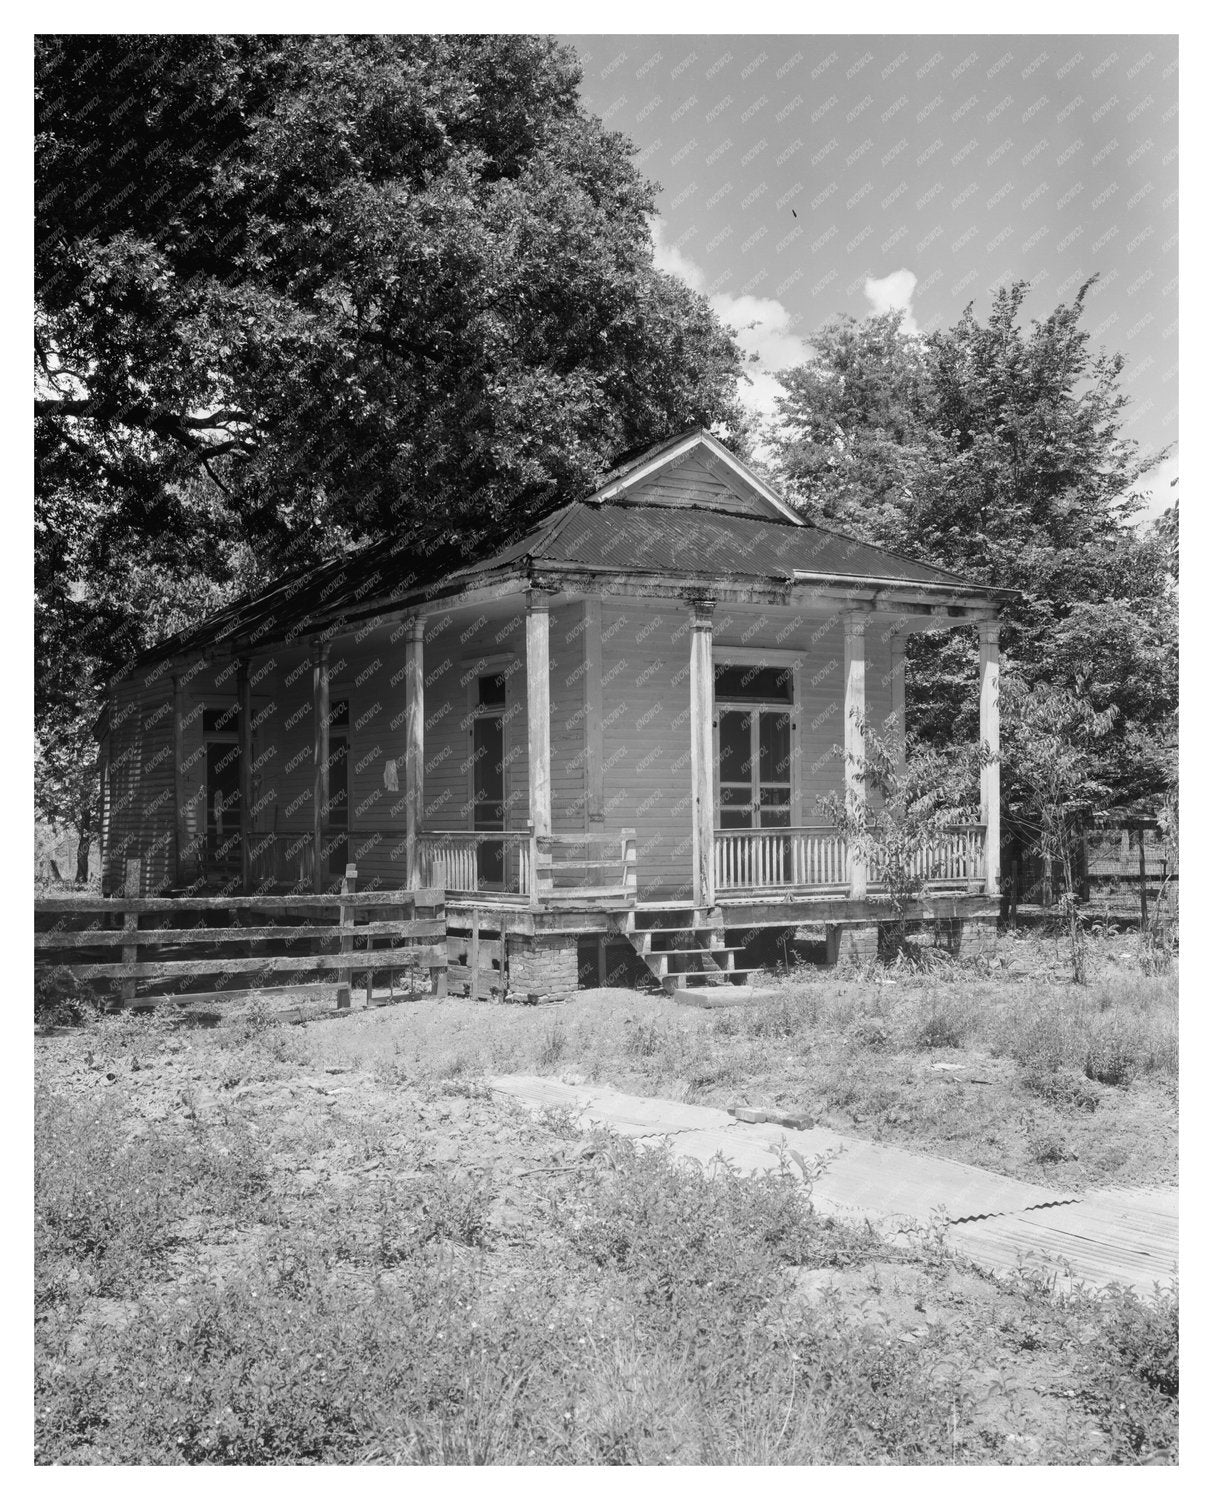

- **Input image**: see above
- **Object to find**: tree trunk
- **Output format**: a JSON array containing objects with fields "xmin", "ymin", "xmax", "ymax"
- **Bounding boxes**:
[{"xmin": 74, "ymin": 806, "xmax": 91, "ymax": 884}]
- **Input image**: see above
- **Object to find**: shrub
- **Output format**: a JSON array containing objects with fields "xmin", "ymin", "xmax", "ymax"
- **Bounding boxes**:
[
  {"xmin": 35, "ymin": 967, "xmax": 103, "ymax": 1028},
  {"xmin": 1023, "ymin": 1066, "xmax": 1102, "ymax": 1113}
]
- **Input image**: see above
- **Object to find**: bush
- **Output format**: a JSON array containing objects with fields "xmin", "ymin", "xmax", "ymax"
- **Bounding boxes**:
[
  {"xmin": 35, "ymin": 967, "xmax": 102, "ymax": 1028},
  {"xmin": 1023, "ymin": 1065, "xmax": 1102, "ymax": 1113}
]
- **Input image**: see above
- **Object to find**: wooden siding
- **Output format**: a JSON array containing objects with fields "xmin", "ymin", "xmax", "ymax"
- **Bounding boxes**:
[
  {"xmin": 627, "ymin": 452, "xmax": 765, "ymax": 518},
  {"xmin": 102, "ymin": 597, "xmax": 896, "ymax": 901}
]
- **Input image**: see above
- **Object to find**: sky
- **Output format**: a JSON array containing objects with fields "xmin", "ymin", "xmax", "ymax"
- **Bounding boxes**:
[{"xmin": 565, "ymin": 33, "xmax": 1178, "ymax": 517}]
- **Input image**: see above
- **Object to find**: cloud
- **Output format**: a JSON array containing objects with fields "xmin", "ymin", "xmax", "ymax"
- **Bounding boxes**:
[
  {"xmin": 863, "ymin": 268, "xmax": 919, "ymax": 334},
  {"xmin": 651, "ymin": 217, "xmax": 811, "ymax": 424},
  {"xmin": 1136, "ymin": 454, "xmax": 1178, "ymax": 523}
]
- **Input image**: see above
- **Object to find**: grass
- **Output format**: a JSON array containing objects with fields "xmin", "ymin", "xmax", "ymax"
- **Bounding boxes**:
[
  {"xmin": 34, "ymin": 929, "xmax": 1179, "ymax": 1465},
  {"xmin": 311, "ymin": 929, "xmax": 1176, "ymax": 1193}
]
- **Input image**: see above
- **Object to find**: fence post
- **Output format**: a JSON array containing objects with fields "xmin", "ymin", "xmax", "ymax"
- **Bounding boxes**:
[
  {"xmin": 121, "ymin": 857, "xmax": 141, "ymax": 1008},
  {"xmin": 337, "ymin": 862, "xmax": 356, "ymax": 1009},
  {"xmin": 1139, "ymin": 825, "xmax": 1149, "ymax": 932}
]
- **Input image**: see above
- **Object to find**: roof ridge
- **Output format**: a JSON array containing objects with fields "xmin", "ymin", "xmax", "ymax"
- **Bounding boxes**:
[{"xmin": 596, "ymin": 496, "xmax": 801, "ymax": 527}]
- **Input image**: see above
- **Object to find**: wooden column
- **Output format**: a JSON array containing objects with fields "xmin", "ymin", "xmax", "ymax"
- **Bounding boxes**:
[
  {"xmin": 404, "ymin": 616, "xmax": 425, "ymax": 889},
  {"xmin": 238, "ymin": 655, "xmax": 253, "ymax": 894},
  {"xmin": 584, "ymin": 595, "xmax": 604, "ymax": 829},
  {"xmin": 979, "ymin": 620, "xmax": 1001, "ymax": 898},
  {"xmin": 172, "ymin": 673, "xmax": 187, "ymax": 884},
  {"xmin": 689, "ymin": 599, "xmax": 716, "ymax": 910},
  {"xmin": 526, "ymin": 591, "xmax": 552, "ymax": 839},
  {"xmin": 889, "ymin": 632, "xmax": 907, "ymax": 769},
  {"xmin": 312, "ymin": 636, "xmax": 330, "ymax": 893},
  {"xmin": 844, "ymin": 610, "xmax": 868, "ymax": 900}
]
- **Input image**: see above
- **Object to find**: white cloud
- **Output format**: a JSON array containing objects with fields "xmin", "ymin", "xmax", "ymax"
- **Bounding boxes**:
[
  {"xmin": 1136, "ymin": 454, "xmax": 1178, "ymax": 523},
  {"xmin": 863, "ymin": 268, "xmax": 919, "ymax": 334},
  {"xmin": 651, "ymin": 217, "xmax": 811, "ymax": 425}
]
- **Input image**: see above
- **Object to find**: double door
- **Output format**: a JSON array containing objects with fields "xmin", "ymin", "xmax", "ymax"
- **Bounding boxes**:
[{"xmin": 717, "ymin": 706, "xmax": 792, "ymax": 829}]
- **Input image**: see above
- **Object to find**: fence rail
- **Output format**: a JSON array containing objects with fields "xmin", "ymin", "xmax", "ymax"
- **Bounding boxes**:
[{"xmin": 37, "ymin": 859, "xmax": 446, "ymax": 1012}]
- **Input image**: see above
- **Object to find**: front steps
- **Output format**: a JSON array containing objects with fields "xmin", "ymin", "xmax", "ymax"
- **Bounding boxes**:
[{"xmin": 614, "ymin": 906, "xmax": 760, "ymax": 994}]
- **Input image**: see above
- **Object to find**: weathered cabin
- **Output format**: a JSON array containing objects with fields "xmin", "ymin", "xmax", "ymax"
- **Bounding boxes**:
[{"xmin": 97, "ymin": 430, "xmax": 1011, "ymax": 994}]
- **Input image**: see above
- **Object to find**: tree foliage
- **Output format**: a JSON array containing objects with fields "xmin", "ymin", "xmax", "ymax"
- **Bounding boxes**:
[
  {"xmin": 35, "ymin": 34, "xmax": 748, "ymax": 859},
  {"xmin": 770, "ymin": 282, "xmax": 1177, "ymax": 815}
]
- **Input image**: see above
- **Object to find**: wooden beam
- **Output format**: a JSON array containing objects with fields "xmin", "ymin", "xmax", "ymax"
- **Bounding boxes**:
[
  {"xmin": 584, "ymin": 596, "xmax": 604, "ymax": 829},
  {"xmin": 979, "ymin": 621, "xmax": 1001, "ymax": 899},
  {"xmin": 238, "ymin": 656, "xmax": 253, "ymax": 894},
  {"xmin": 404, "ymin": 616, "xmax": 425, "ymax": 888},
  {"xmin": 689, "ymin": 599, "xmax": 716, "ymax": 908},
  {"xmin": 312, "ymin": 636, "xmax": 330, "ymax": 894},
  {"xmin": 526, "ymin": 591, "xmax": 552, "ymax": 838},
  {"xmin": 172, "ymin": 674, "xmax": 187, "ymax": 884},
  {"xmin": 843, "ymin": 611, "xmax": 867, "ymax": 901}
]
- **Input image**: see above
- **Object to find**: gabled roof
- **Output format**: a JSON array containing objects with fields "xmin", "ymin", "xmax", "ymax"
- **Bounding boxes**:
[
  {"xmin": 124, "ymin": 430, "xmax": 1009, "ymax": 675},
  {"xmin": 586, "ymin": 428, "xmax": 803, "ymax": 523}
]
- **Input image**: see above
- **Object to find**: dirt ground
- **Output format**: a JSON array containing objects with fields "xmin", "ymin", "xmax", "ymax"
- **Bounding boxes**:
[{"xmin": 35, "ymin": 1012, "xmax": 1163, "ymax": 1464}]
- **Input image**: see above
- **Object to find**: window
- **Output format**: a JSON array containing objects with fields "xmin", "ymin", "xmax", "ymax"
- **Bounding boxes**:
[
  {"xmin": 714, "ymin": 663, "xmax": 793, "ymax": 703},
  {"xmin": 477, "ymin": 672, "xmax": 507, "ymax": 708}
]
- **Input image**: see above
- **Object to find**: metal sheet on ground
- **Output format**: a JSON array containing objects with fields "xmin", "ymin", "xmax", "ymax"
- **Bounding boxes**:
[{"xmin": 490, "ymin": 1075, "xmax": 1080, "ymax": 1227}]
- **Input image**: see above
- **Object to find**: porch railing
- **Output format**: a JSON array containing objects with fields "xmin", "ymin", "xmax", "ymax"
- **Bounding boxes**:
[
  {"xmin": 417, "ymin": 831, "xmax": 534, "ymax": 898},
  {"xmin": 713, "ymin": 823, "xmax": 987, "ymax": 895}
]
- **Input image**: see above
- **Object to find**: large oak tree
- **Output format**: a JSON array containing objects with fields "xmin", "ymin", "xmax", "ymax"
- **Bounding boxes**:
[{"xmin": 35, "ymin": 34, "xmax": 747, "ymax": 872}]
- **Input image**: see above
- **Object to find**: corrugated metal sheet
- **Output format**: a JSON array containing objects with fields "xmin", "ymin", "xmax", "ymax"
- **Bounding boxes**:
[
  {"xmin": 490, "ymin": 1076, "xmax": 1177, "ymax": 1295},
  {"xmin": 529, "ymin": 502, "xmax": 973, "ymax": 588},
  {"xmin": 128, "ymin": 480, "xmax": 995, "ymax": 674}
]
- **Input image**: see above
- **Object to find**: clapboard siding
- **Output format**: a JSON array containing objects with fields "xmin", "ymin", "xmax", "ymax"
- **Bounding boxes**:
[
  {"xmin": 101, "ymin": 597, "xmax": 897, "ymax": 900},
  {"xmin": 102, "ymin": 665, "xmax": 177, "ymax": 895},
  {"xmin": 628, "ymin": 453, "xmax": 759, "ymax": 517}
]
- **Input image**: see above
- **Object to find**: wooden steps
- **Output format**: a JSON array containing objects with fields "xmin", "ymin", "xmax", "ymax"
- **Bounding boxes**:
[{"xmin": 614, "ymin": 910, "xmax": 749, "ymax": 993}]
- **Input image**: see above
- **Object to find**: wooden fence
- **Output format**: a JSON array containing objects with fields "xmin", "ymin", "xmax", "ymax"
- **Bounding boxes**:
[{"xmin": 35, "ymin": 859, "xmax": 447, "ymax": 1013}]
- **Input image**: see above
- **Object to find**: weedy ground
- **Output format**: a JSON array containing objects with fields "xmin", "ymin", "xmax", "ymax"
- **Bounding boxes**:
[{"xmin": 34, "ymin": 929, "xmax": 1178, "ymax": 1465}]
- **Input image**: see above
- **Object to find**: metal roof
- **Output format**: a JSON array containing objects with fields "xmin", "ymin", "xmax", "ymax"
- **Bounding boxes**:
[{"xmin": 127, "ymin": 439, "xmax": 1006, "ymax": 673}]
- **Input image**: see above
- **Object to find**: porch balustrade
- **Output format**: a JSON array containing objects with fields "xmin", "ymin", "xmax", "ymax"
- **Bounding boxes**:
[{"xmin": 713, "ymin": 823, "xmax": 987, "ymax": 896}]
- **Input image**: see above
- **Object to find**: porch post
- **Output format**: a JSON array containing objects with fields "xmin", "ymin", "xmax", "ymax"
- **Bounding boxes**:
[
  {"xmin": 844, "ymin": 610, "xmax": 868, "ymax": 900},
  {"xmin": 979, "ymin": 620, "xmax": 1001, "ymax": 897},
  {"xmin": 526, "ymin": 591, "xmax": 552, "ymax": 838},
  {"xmin": 889, "ymin": 631, "xmax": 907, "ymax": 769},
  {"xmin": 404, "ymin": 616, "xmax": 425, "ymax": 889},
  {"xmin": 312, "ymin": 636, "xmax": 330, "ymax": 893},
  {"xmin": 689, "ymin": 598, "xmax": 716, "ymax": 909},
  {"xmin": 238, "ymin": 655, "xmax": 253, "ymax": 893},
  {"xmin": 172, "ymin": 672, "xmax": 187, "ymax": 884}
]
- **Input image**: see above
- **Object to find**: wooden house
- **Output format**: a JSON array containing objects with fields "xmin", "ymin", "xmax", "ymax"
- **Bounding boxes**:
[{"xmin": 97, "ymin": 430, "xmax": 1011, "ymax": 995}]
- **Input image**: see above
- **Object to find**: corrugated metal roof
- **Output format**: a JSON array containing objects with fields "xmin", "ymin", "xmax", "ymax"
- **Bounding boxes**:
[
  {"xmin": 128, "ymin": 455, "xmax": 1002, "ymax": 673},
  {"xmin": 525, "ymin": 501, "xmax": 973, "ymax": 587}
]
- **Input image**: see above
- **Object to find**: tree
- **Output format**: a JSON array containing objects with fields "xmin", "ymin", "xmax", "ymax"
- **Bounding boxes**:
[
  {"xmin": 818, "ymin": 715, "xmax": 989, "ymax": 957},
  {"xmin": 1000, "ymin": 676, "xmax": 1117, "ymax": 981},
  {"xmin": 770, "ymin": 282, "xmax": 1176, "ymax": 818},
  {"xmin": 35, "ymin": 34, "xmax": 748, "ymax": 863}
]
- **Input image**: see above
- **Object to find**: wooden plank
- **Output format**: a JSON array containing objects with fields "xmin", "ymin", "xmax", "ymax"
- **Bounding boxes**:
[
  {"xmin": 121, "ymin": 858, "xmax": 140, "ymax": 1006},
  {"xmin": 117, "ymin": 982, "xmax": 337, "ymax": 1011},
  {"xmin": 404, "ymin": 616, "xmax": 425, "ymax": 889},
  {"xmin": 35, "ymin": 917, "xmax": 446, "ymax": 950},
  {"xmin": 470, "ymin": 908, "xmax": 480, "ymax": 1002},
  {"xmin": 337, "ymin": 863, "xmax": 355, "ymax": 1009},
  {"xmin": 238, "ymin": 656, "xmax": 253, "ymax": 894},
  {"xmin": 527, "ymin": 592, "xmax": 552, "ymax": 838},
  {"xmin": 35, "ymin": 887, "xmax": 444, "ymax": 914},
  {"xmin": 312, "ymin": 637, "xmax": 330, "ymax": 894},
  {"xmin": 66, "ymin": 945, "xmax": 449, "ymax": 981}
]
